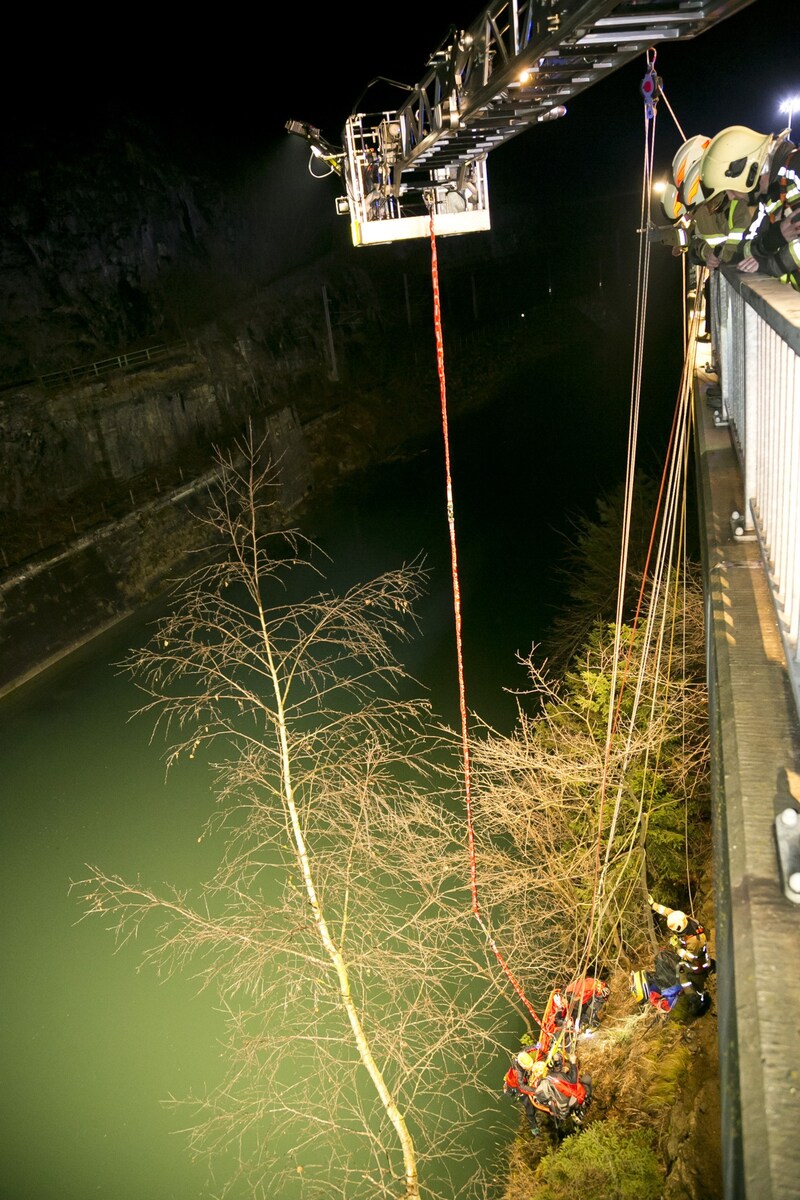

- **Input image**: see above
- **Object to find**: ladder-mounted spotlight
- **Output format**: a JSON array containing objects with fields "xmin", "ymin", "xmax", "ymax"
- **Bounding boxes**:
[{"xmin": 285, "ymin": 119, "xmax": 344, "ymax": 174}]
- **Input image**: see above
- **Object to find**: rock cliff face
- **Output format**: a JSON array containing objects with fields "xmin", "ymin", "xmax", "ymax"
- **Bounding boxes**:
[
  {"xmin": 3, "ymin": 130, "xmax": 201, "ymax": 379},
  {"xmin": 0, "ymin": 115, "xmax": 411, "ymax": 554},
  {"xmin": 0, "ymin": 122, "xmax": 379, "ymax": 686},
  {"xmin": 501, "ymin": 970, "xmax": 722, "ymax": 1200},
  {"xmin": 1, "ymin": 120, "xmax": 340, "ymax": 384},
  {"xmin": 0, "ymin": 115, "xmax": 599, "ymax": 692}
]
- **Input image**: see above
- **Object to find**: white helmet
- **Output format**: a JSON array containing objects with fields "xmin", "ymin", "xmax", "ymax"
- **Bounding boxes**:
[
  {"xmin": 672, "ymin": 135, "xmax": 711, "ymax": 189},
  {"xmin": 666, "ymin": 910, "xmax": 688, "ymax": 933},
  {"xmin": 700, "ymin": 125, "xmax": 773, "ymax": 200},
  {"xmin": 681, "ymin": 160, "xmax": 708, "ymax": 210},
  {"xmin": 661, "ymin": 182, "xmax": 686, "ymax": 221},
  {"xmin": 516, "ymin": 1051, "xmax": 535, "ymax": 1072}
]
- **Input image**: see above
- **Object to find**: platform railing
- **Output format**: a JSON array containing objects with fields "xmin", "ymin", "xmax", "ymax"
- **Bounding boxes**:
[{"xmin": 709, "ymin": 269, "xmax": 800, "ymax": 718}]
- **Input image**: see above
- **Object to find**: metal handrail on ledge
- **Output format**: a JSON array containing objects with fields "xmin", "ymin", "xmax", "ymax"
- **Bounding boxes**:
[
  {"xmin": 38, "ymin": 341, "xmax": 189, "ymax": 390},
  {"xmin": 709, "ymin": 268, "xmax": 800, "ymax": 717}
]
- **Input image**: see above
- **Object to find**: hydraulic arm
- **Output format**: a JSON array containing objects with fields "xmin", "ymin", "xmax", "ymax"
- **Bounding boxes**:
[{"xmin": 287, "ymin": 0, "xmax": 753, "ymax": 246}]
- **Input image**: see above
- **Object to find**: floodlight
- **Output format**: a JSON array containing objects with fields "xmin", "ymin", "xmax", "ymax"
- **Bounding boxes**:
[
  {"xmin": 285, "ymin": 119, "xmax": 344, "ymax": 175},
  {"xmin": 779, "ymin": 96, "xmax": 800, "ymax": 137},
  {"xmin": 286, "ymin": 119, "xmax": 321, "ymax": 141}
]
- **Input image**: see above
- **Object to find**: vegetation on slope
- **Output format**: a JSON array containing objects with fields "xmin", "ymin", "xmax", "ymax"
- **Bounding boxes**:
[{"xmin": 493, "ymin": 480, "xmax": 719, "ymax": 1200}]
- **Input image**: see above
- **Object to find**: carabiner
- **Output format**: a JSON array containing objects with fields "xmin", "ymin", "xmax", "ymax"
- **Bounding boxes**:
[{"xmin": 641, "ymin": 48, "xmax": 660, "ymax": 120}]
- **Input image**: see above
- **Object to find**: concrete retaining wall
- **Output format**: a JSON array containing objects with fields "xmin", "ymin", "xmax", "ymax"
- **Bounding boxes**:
[{"xmin": 0, "ymin": 407, "xmax": 312, "ymax": 696}]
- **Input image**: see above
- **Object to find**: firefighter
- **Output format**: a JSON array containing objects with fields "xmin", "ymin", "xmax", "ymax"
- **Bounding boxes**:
[
  {"xmin": 503, "ymin": 1050, "xmax": 548, "ymax": 1135},
  {"xmin": 549, "ymin": 986, "xmax": 569, "ymax": 1029},
  {"xmin": 671, "ymin": 133, "xmax": 730, "ymax": 266},
  {"xmin": 528, "ymin": 1053, "xmax": 591, "ymax": 1135},
  {"xmin": 700, "ymin": 125, "xmax": 800, "ymax": 288},
  {"xmin": 681, "ymin": 160, "xmax": 754, "ymax": 269},
  {"xmin": 648, "ymin": 894, "xmax": 713, "ymax": 1012},
  {"xmin": 649, "ymin": 132, "xmax": 710, "ymax": 257},
  {"xmin": 672, "ymin": 134, "xmax": 711, "ymax": 196},
  {"xmin": 564, "ymin": 972, "xmax": 610, "ymax": 1033},
  {"xmin": 650, "ymin": 155, "xmax": 749, "ymax": 271}
]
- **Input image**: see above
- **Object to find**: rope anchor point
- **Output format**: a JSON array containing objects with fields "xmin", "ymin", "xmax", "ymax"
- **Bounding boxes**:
[{"xmin": 641, "ymin": 48, "xmax": 661, "ymax": 121}]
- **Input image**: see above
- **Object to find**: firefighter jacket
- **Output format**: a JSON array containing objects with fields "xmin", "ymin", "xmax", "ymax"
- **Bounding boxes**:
[
  {"xmin": 742, "ymin": 140, "xmax": 800, "ymax": 280},
  {"xmin": 690, "ymin": 204, "xmax": 729, "ymax": 264},
  {"xmin": 565, "ymin": 975, "xmax": 609, "ymax": 1005},
  {"xmin": 671, "ymin": 924, "xmax": 711, "ymax": 974},
  {"xmin": 650, "ymin": 902, "xmax": 710, "ymax": 967},
  {"xmin": 674, "ymin": 931, "xmax": 707, "ymax": 959},
  {"xmin": 689, "ymin": 198, "xmax": 753, "ymax": 265}
]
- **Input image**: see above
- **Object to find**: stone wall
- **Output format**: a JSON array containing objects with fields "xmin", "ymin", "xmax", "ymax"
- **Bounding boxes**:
[{"xmin": 0, "ymin": 409, "xmax": 312, "ymax": 697}]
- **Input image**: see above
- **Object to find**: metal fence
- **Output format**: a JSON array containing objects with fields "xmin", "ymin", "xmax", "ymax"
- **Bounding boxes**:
[
  {"xmin": 39, "ymin": 341, "xmax": 189, "ymax": 390},
  {"xmin": 710, "ymin": 269, "xmax": 800, "ymax": 717}
]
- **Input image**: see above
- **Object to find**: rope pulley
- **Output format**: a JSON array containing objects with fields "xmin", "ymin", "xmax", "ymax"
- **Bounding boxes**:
[{"xmin": 641, "ymin": 48, "xmax": 661, "ymax": 121}]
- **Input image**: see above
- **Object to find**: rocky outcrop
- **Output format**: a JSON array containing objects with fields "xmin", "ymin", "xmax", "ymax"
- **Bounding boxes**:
[{"xmin": 0, "ymin": 120, "xmax": 343, "ymax": 385}]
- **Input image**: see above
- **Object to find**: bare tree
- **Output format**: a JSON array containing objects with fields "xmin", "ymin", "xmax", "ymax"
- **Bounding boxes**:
[{"xmin": 76, "ymin": 433, "xmax": 513, "ymax": 1200}]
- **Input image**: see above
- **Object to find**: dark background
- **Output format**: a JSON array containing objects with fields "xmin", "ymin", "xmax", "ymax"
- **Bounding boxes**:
[
  {"xmin": 4, "ymin": 0, "xmax": 795, "ymax": 194},
  {"xmin": 2, "ymin": 0, "xmax": 795, "ymax": 305}
]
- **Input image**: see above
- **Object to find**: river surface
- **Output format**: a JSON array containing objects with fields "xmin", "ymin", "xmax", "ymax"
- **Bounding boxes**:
[{"xmin": 0, "ymin": 342, "xmax": 654, "ymax": 1199}]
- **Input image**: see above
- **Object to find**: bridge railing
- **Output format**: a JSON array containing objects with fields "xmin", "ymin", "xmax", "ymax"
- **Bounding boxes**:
[{"xmin": 709, "ymin": 269, "xmax": 800, "ymax": 718}]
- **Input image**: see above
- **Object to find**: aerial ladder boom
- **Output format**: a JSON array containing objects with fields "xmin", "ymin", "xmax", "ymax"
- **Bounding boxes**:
[{"xmin": 287, "ymin": 0, "xmax": 753, "ymax": 246}]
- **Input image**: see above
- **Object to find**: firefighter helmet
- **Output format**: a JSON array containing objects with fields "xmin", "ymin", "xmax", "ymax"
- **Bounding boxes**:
[
  {"xmin": 661, "ymin": 182, "xmax": 686, "ymax": 222},
  {"xmin": 672, "ymin": 134, "xmax": 711, "ymax": 189},
  {"xmin": 666, "ymin": 910, "xmax": 688, "ymax": 933},
  {"xmin": 516, "ymin": 1051, "xmax": 535, "ymax": 1072},
  {"xmin": 700, "ymin": 126, "xmax": 773, "ymax": 200},
  {"xmin": 681, "ymin": 160, "xmax": 707, "ymax": 210},
  {"xmin": 529, "ymin": 1060, "xmax": 548, "ymax": 1082}
]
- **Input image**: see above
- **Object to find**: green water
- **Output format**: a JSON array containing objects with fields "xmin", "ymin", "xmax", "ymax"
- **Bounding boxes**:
[
  {"xmin": 1, "ymin": 380, "xmax": 606, "ymax": 1198},
  {"xmin": 0, "ymin": 611, "xmax": 233, "ymax": 1200},
  {"xmin": 0, "ymin": 534, "xmax": 521, "ymax": 1197},
  {"xmin": 1, "ymin": 599, "xmax": 523, "ymax": 1200}
]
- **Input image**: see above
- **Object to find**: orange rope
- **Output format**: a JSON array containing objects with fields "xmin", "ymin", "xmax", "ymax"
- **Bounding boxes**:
[{"xmin": 429, "ymin": 213, "xmax": 542, "ymax": 1029}]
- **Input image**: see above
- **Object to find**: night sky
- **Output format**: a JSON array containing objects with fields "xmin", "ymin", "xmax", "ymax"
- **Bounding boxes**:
[{"xmin": 4, "ymin": 0, "xmax": 795, "ymax": 189}]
